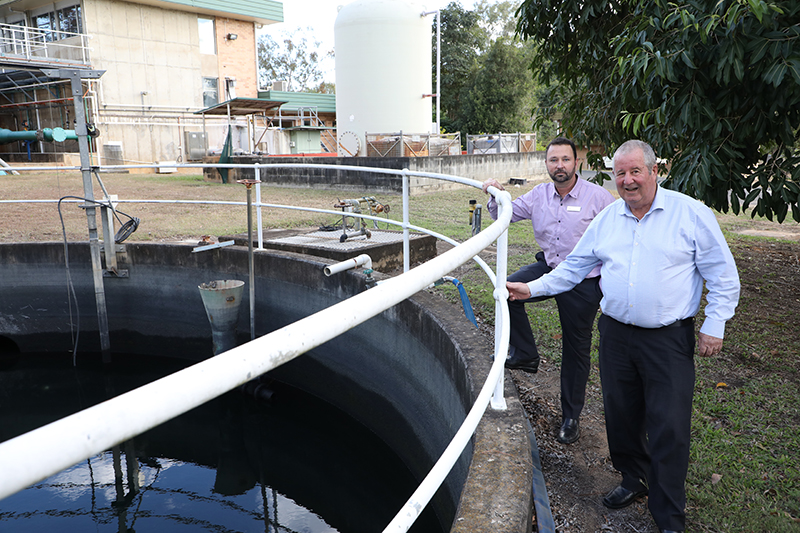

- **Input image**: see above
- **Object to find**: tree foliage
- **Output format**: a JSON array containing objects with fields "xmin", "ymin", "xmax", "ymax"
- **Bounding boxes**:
[
  {"xmin": 257, "ymin": 29, "xmax": 333, "ymax": 93},
  {"xmin": 434, "ymin": 1, "xmax": 539, "ymax": 141},
  {"xmin": 435, "ymin": 2, "xmax": 482, "ymax": 132},
  {"xmin": 517, "ymin": 0, "xmax": 800, "ymax": 222}
]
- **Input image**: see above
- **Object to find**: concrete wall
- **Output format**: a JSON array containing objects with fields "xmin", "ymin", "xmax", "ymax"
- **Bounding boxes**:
[
  {"xmin": 0, "ymin": 242, "xmax": 533, "ymax": 533},
  {"xmin": 205, "ymin": 152, "xmax": 549, "ymax": 194},
  {"xmin": 84, "ymin": 0, "xmax": 256, "ymax": 164}
]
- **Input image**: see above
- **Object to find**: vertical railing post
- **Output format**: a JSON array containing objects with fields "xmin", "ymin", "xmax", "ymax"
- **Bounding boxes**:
[
  {"xmin": 491, "ymin": 193, "xmax": 510, "ymax": 411},
  {"xmin": 255, "ymin": 165, "xmax": 264, "ymax": 250},
  {"xmin": 402, "ymin": 168, "xmax": 410, "ymax": 273},
  {"xmin": 237, "ymin": 178, "xmax": 259, "ymax": 340}
]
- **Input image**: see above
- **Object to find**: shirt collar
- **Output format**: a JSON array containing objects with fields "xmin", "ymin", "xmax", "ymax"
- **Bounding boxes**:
[
  {"xmin": 551, "ymin": 176, "xmax": 582, "ymax": 200},
  {"xmin": 620, "ymin": 185, "xmax": 664, "ymax": 219}
]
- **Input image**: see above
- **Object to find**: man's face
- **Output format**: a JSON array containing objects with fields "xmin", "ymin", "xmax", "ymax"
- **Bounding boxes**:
[
  {"xmin": 614, "ymin": 148, "xmax": 658, "ymax": 215},
  {"xmin": 546, "ymin": 144, "xmax": 577, "ymax": 184}
]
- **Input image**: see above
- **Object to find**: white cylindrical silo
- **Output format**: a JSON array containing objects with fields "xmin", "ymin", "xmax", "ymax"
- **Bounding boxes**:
[{"xmin": 335, "ymin": 0, "xmax": 433, "ymax": 156}]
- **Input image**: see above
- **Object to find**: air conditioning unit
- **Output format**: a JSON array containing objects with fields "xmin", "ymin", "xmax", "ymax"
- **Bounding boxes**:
[{"xmin": 272, "ymin": 80, "xmax": 289, "ymax": 92}]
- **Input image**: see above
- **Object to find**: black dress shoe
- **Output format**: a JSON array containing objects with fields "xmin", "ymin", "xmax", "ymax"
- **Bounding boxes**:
[
  {"xmin": 557, "ymin": 418, "xmax": 580, "ymax": 444},
  {"xmin": 504, "ymin": 355, "xmax": 539, "ymax": 373},
  {"xmin": 661, "ymin": 530, "xmax": 682, "ymax": 533},
  {"xmin": 602, "ymin": 484, "xmax": 648, "ymax": 509}
]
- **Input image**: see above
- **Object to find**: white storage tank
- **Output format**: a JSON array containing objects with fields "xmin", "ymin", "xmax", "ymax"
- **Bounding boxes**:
[{"xmin": 335, "ymin": 0, "xmax": 433, "ymax": 157}]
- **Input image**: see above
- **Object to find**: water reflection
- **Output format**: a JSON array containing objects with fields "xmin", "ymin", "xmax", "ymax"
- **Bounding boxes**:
[{"xmin": 0, "ymin": 353, "xmax": 442, "ymax": 533}]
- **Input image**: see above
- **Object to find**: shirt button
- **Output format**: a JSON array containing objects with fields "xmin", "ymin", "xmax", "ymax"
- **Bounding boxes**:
[{"xmin": 630, "ymin": 283, "xmax": 633, "ymax": 286}]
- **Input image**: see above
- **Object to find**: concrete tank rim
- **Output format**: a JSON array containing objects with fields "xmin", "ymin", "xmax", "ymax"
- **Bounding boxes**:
[{"xmin": 0, "ymin": 241, "xmax": 535, "ymax": 532}]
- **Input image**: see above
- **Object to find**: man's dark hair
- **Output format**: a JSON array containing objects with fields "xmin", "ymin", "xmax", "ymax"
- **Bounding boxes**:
[{"xmin": 546, "ymin": 137, "xmax": 577, "ymax": 160}]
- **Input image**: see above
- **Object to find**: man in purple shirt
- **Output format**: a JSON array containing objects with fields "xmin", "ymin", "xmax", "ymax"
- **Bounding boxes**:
[{"xmin": 483, "ymin": 137, "xmax": 614, "ymax": 444}]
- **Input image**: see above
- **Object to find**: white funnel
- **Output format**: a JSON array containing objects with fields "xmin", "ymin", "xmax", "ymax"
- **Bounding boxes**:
[{"xmin": 198, "ymin": 280, "xmax": 245, "ymax": 355}]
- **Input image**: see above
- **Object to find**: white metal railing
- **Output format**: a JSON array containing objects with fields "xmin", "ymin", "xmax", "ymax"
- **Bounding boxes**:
[
  {"xmin": 0, "ymin": 22, "xmax": 91, "ymax": 65},
  {"xmin": 0, "ymin": 163, "xmax": 513, "ymax": 533}
]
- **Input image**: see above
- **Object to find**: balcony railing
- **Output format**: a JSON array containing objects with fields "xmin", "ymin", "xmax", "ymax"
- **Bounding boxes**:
[{"xmin": 0, "ymin": 22, "xmax": 91, "ymax": 67}]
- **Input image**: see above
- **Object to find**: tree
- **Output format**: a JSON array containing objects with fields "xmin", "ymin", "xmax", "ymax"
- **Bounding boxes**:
[
  {"xmin": 459, "ymin": 38, "xmax": 535, "ymax": 134},
  {"xmin": 435, "ymin": 1, "xmax": 538, "ymax": 142},
  {"xmin": 257, "ymin": 28, "xmax": 333, "ymax": 92},
  {"xmin": 435, "ymin": 2, "xmax": 482, "ymax": 132},
  {"xmin": 517, "ymin": 0, "xmax": 800, "ymax": 222}
]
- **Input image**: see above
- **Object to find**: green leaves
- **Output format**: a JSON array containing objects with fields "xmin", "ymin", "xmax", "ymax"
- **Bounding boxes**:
[{"xmin": 517, "ymin": 0, "xmax": 800, "ymax": 222}]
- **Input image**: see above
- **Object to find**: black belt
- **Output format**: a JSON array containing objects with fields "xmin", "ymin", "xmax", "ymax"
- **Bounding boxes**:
[{"xmin": 605, "ymin": 315, "xmax": 694, "ymax": 330}]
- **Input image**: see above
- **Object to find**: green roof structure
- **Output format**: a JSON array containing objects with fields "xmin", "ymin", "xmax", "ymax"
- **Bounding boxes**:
[
  {"xmin": 257, "ymin": 90, "xmax": 336, "ymax": 114},
  {"xmin": 132, "ymin": 0, "xmax": 283, "ymax": 25}
]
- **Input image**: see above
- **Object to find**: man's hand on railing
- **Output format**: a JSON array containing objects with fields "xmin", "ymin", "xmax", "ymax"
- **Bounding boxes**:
[
  {"xmin": 482, "ymin": 178, "xmax": 504, "ymax": 194},
  {"xmin": 506, "ymin": 281, "xmax": 531, "ymax": 301}
]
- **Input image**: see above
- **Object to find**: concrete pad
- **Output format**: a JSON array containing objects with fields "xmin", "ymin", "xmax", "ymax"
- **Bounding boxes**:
[{"xmin": 229, "ymin": 228, "xmax": 438, "ymax": 273}]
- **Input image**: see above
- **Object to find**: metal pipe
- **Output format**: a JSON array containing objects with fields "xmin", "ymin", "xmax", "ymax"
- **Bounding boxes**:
[
  {"xmin": 0, "ymin": 127, "xmax": 77, "ymax": 144},
  {"xmin": 255, "ymin": 166, "xmax": 264, "ymax": 250},
  {"xmin": 402, "ymin": 168, "xmax": 410, "ymax": 273},
  {"xmin": 323, "ymin": 254, "xmax": 373, "ymax": 277},
  {"xmin": 238, "ymin": 179, "xmax": 258, "ymax": 341}
]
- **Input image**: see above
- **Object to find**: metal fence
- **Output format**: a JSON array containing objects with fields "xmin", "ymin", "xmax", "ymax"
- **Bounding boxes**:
[
  {"xmin": 467, "ymin": 133, "xmax": 537, "ymax": 155},
  {"xmin": 0, "ymin": 22, "xmax": 91, "ymax": 66},
  {"xmin": 366, "ymin": 131, "xmax": 461, "ymax": 157}
]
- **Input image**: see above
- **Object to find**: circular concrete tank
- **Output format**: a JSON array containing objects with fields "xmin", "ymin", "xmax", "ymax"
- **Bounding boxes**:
[
  {"xmin": 0, "ymin": 242, "xmax": 533, "ymax": 531},
  {"xmin": 334, "ymin": 0, "xmax": 433, "ymax": 156}
]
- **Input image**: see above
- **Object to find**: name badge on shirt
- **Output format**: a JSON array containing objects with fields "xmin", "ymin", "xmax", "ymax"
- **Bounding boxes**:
[{"xmin": 567, "ymin": 206, "xmax": 581, "ymax": 212}]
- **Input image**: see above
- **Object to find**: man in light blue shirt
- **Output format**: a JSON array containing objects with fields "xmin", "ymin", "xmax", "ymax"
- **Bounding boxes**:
[{"xmin": 508, "ymin": 140, "xmax": 740, "ymax": 533}]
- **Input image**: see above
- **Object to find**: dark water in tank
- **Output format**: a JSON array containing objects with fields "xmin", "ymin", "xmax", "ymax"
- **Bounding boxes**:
[{"xmin": 0, "ymin": 352, "xmax": 443, "ymax": 533}]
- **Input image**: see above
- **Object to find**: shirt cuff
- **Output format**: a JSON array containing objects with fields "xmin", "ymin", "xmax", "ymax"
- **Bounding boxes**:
[
  {"xmin": 527, "ymin": 280, "xmax": 545, "ymax": 297},
  {"xmin": 699, "ymin": 317, "xmax": 726, "ymax": 339}
]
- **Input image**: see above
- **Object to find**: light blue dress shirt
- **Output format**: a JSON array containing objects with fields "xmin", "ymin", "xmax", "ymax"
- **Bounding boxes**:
[{"xmin": 527, "ymin": 186, "xmax": 740, "ymax": 338}]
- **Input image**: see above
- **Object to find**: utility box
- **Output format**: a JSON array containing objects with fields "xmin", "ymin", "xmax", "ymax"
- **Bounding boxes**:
[
  {"xmin": 289, "ymin": 129, "xmax": 322, "ymax": 154},
  {"xmin": 184, "ymin": 131, "xmax": 207, "ymax": 160}
]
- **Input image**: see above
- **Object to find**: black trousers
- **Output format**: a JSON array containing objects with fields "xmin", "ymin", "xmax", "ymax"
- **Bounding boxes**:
[
  {"xmin": 598, "ymin": 314, "xmax": 696, "ymax": 532},
  {"xmin": 507, "ymin": 253, "xmax": 602, "ymax": 419}
]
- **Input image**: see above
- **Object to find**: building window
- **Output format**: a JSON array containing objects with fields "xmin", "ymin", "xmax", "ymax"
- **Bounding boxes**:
[
  {"xmin": 31, "ymin": 3, "xmax": 82, "ymax": 40},
  {"xmin": 203, "ymin": 77, "xmax": 219, "ymax": 108},
  {"xmin": 32, "ymin": 12, "xmax": 56, "ymax": 41},
  {"xmin": 58, "ymin": 5, "xmax": 82, "ymax": 35},
  {"xmin": 198, "ymin": 17, "xmax": 215, "ymax": 55}
]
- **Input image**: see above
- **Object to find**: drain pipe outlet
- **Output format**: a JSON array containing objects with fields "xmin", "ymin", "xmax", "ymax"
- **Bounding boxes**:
[
  {"xmin": 323, "ymin": 254, "xmax": 373, "ymax": 277},
  {"xmin": 198, "ymin": 280, "xmax": 245, "ymax": 355}
]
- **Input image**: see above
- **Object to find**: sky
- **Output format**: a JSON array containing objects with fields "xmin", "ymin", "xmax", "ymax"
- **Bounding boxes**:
[{"xmin": 258, "ymin": 0, "xmax": 480, "ymax": 83}]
